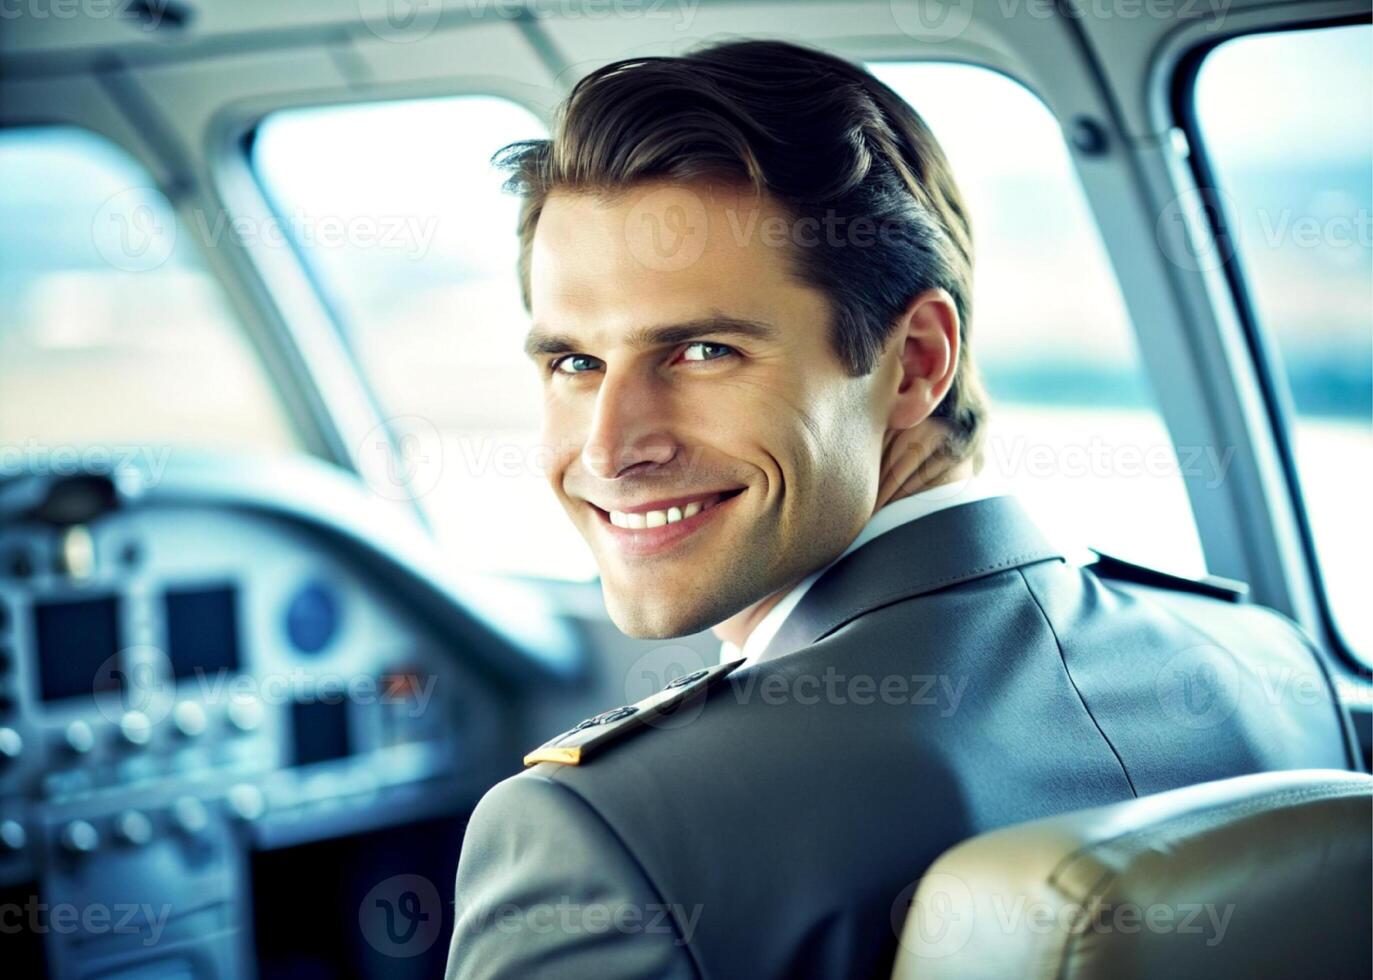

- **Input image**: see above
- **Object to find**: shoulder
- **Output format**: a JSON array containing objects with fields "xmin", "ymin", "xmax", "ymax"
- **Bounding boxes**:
[
  {"xmin": 1086, "ymin": 549, "xmax": 1249, "ymax": 603},
  {"xmin": 1079, "ymin": 550, "xmax": 1315, "ymax": 655},
  {"xmin": 522, "ymin": 657, "xmax": 746, "ymax": 769}
]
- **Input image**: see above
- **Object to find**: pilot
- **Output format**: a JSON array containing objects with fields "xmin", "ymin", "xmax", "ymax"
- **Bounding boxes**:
[{"xmin": 445, "ymin": 39, "xmax": 1357, "ymax": 979}]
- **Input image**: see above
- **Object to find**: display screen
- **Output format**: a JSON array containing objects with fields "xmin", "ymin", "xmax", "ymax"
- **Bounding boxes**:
[
  {"xmin": 164, "ymin": 585, "xmax": 241, "ymax": 680},
  {"xmin": 292, "ymin": 698, "xmax": 351, "ymax": 766},
  {"xmin": 33, "ymin": 595, "xmax": 122, "ymax": 702}
]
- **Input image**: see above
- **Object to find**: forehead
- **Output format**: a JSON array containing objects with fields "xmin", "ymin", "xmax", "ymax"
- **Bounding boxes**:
[{"xmin": 528, "ymin": 181, "xmax": 815, "ymax": 332}]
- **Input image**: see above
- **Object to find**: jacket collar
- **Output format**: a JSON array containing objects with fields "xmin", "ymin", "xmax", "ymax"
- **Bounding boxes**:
[{"xmin": 759, "ymin": 495, "xmax": 1063, "ymax": 662}]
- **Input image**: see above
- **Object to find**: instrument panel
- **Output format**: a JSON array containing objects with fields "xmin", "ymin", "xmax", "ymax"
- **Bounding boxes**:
[{"xmin": 0, "ymin": 498, "xmax": 517, "ymax": 978}]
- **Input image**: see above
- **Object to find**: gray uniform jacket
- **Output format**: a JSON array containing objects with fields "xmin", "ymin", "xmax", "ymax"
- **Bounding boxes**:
[{"xmin": 446, "ymin": 496, "xmax": 1358, "ymax": 979}]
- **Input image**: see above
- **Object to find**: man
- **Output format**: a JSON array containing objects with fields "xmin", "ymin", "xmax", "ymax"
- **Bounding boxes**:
[{"xmin": 446, "ymin": 39, "xmax": 1357, "ymax": 978}]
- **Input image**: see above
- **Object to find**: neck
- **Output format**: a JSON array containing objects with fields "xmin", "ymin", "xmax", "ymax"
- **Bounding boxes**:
[{"xmin": 713, "ymin": 424, "xmax": 974, "ymax": 650}]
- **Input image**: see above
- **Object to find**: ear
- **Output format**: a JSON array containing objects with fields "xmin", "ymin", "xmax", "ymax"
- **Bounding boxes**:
[{"xmin": 886, "ymin": 288, "xmax": 961, "ymax": 431}]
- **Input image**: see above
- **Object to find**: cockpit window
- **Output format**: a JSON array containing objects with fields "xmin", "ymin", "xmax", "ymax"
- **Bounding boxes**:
[
  {"xmin": 251, "ymin": 97, "xmax": 589, "ymax": 578},
  {"xmin": 1193, "ymin": 24, "xmax": 1372, "ymax": 662},
  {"xmin": 872, "ymin": 63, "xmax": 1205, "ymax": 575},
  {"xmin": 0, "ymin": 126, "xmax": 302, "ymax": 465}
]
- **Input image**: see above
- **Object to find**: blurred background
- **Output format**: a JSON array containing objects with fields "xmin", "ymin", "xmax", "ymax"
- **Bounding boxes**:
[{"xmin": 0, "ymin": 2, "xmax": 1368, "ymax": 977}]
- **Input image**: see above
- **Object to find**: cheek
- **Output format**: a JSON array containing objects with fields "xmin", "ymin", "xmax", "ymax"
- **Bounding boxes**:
[
  {"xmin": 539, "ymin": 396, "xmax": 582, "ymax": 490},
  {"xmin": 687, "ymin": 380, "xmax": 796, "ymax": 487},
  {"xmin": 688, "ymin": 373, "xmax": 839, "ymax": 499},
  {"xmin": 783, "ymin": 381, "xmax": 883, "ymax": 507}
]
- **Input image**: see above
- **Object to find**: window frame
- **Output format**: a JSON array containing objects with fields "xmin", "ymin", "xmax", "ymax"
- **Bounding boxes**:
[{"xmin": 1170, "ymin": 15, "xmax": 1372, "ymax": 677}]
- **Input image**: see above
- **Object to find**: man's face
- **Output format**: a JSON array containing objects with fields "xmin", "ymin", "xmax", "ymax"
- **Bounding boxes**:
[{"xmin": 527, "ymin": 181, "xmax": 888, "ymax": 637}]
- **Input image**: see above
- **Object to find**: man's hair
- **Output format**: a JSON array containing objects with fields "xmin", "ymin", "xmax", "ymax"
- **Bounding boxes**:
[{"xmin": 496, "ymin": 38, "xmax": 988, "ymax": 464}]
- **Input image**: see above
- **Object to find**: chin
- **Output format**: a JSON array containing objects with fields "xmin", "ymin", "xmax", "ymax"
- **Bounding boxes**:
[
  {"xmin": 601, "ymin": 583, "xmax": 717, "ymax": 640},
  {"xmin": 604, "ymin": 596, "xmax": 697, "ymax": 640}
]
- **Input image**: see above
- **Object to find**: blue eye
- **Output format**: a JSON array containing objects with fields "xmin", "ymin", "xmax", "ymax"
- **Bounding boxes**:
[
  {"xmin": 681, "ymin": 342, "xmax": 735, "ymax": 363},
  {"xmin": 553, "ymin": 354, "xmax": 602, "ymax": 375}
]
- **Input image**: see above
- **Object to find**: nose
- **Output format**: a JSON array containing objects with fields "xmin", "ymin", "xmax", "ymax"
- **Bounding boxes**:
[{"xmin": 580, "ymin": 366, "xmax": 677, "ymax": 480}]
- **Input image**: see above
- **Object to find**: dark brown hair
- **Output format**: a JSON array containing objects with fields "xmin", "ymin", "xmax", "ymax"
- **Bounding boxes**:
[{"xmin": 496, "ymin": 38, "xmax": 988, "ymax": 464}]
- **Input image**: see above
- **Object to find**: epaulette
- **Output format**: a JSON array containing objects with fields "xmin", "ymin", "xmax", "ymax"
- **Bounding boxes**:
[
  {"xmin": 523, "ymin": 658, "xmax": 745, "ymax": 767},
  {"xmin": 1089, "ymin": 549, "xmax": 1249, "ymax": 603}
]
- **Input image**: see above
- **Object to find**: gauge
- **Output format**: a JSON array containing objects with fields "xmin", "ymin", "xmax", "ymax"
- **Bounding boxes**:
[{"xmin": 284, "ymin": 580, "xmax": 342, "ymax": 655}]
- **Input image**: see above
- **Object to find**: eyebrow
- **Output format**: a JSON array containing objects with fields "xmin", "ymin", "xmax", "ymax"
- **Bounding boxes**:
[{"xmin": 523, "ymin": 315, "xmax": 778, "ymax": 360}]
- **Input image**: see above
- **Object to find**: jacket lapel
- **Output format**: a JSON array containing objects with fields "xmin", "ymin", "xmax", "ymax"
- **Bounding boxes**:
[{"xmin": 759, "ymin": 496, "xmax": 1064, "ymax": 662}]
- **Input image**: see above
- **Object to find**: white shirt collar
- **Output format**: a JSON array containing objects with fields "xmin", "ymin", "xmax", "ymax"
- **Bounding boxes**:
[{"xmin": 718, "ymin": 475, "xmax": 1008, "ymax": 669}]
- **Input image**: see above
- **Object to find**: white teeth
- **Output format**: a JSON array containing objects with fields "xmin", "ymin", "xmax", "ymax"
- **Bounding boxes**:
[{"xmin": 607, "ymin": 495, "xmax": 723, "ymax": 530}]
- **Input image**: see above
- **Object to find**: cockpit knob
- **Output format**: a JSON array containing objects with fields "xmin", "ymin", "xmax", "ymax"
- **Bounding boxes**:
[
  {"xmin": 60, "ymin": 820, "xmax": 99, "ymax": 854},
  {"xmin": 0, "ymin": 726, "xmax": 21, "ymax": 764}
]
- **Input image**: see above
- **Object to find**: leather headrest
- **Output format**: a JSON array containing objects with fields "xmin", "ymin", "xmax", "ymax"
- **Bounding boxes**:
[{"xmin": 891, "ymin": 769, "xmax": 1372, "ymax": 980}]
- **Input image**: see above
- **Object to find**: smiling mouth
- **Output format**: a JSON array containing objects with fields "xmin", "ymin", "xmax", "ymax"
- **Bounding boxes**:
[
  {"xmin": 601, "ymin": 489, "xmax": 744, "ymax": 529},
  {"xmin": 588, "ymin": 488, "xmax": 745, "ymax": 554}
]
